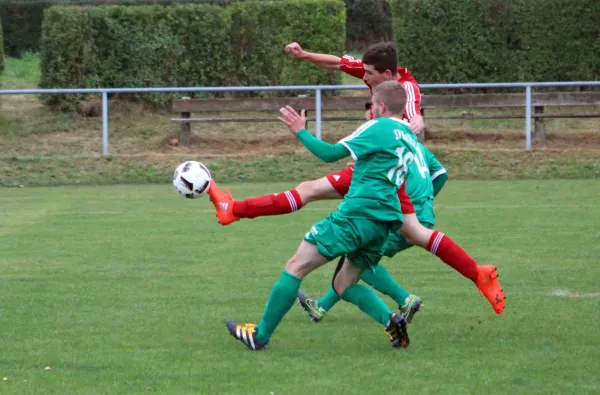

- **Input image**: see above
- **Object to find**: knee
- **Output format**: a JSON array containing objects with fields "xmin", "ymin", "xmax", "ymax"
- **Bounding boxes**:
[
  {"xmin": 295, "ymin": 180, "xmax": 319, "ymax": 204},
  {"xmin": 285, "ymin": 255, "xmax": 312, "ymax": 279},
  {"xmin": 332, "ymin": 268, "xmax": 356, "ymax": 296},
  {"xmin": 332, "ymin": 275, "xmax": 349, "ymax": 296},
  {"xmin": 402, "ymin": 229, "xmax": 418, "ymax": 246},
  {"xmin": 401, "ymin": 225, "xmax": 431, "ymax": 248}
]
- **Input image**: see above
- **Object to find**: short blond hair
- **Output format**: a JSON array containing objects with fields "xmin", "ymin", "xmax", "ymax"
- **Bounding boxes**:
[{"xmin": 372, "ymin": 80, "xmax": 407, "ymax": 116}]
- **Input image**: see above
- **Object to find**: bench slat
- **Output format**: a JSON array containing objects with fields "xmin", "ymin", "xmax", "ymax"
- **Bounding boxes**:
[
  {"xmin": 171, "ymin": 112, "xmax": 600, "ymax": 123},
  {"xmin": 421, "ymin": 91, "xmax": 600, "ymax": 108},
  {"xmin": 171, "ymin": 116, "xmax": 366, "ymax": 123},
  {"xmin": 172, "ymin": 96, "xmax": 371, "ymax": 113}
]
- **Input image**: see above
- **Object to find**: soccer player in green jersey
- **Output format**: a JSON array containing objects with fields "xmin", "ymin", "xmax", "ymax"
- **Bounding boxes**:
[
  {"xmin": 226, "ymin": 81, "xmax": 424, "ymax": 351},
  {"xmin": 298, "ymin": 142, "xmax": 447, "ymax": 323},
  {"xmin": 210, "ymin": 42, "xmax": 505, "ymax": 316}
]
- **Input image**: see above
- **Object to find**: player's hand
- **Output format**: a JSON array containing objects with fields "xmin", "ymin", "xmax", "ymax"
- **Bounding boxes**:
[
  {"xmin": 285, "ymin": 42, "xmax": 305, "ymax": 59},
  {"xmin": 278, "ymin": 106, "xmax": 306, "ymax": 135},
  {"xmin": 409, "ymin": 114, "xmax": 425, "ymax": 135},
  {"xmin": 346, "ymin": 162, "xmax": 355, "ymax": 168}
]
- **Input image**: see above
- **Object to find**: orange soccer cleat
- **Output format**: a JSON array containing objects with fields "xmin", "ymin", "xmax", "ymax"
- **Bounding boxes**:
[
  {"xmin": 476, "ymin": 265, "xmax": 505, "ymax": 314},
  {"xmin": 207, "ymin": 179, "xmax": 239, "ymax": 226}
]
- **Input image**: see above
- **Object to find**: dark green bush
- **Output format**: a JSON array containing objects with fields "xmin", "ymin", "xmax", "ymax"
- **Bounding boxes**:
[
  {"xmin": 0, "ymin": 2, "xmax": 47, "ymax": 57},
  {"xmin": 0, "ymin": 16, "xmax": 4, "ymax": 73},
  {"xmin": 40, "ymin": 0, "xmax": 345, "ymax": 108},
  {"xmin": 391, "ymin": 0, "xmax": 599, "ymax": 83},
  {"xmin": 227, "ymin": 0, "xmax": 345, "ymax": 93},
  {"xmin": 41, "ymin": 4, "xmax": 232, "ymax": 108},
  {"xmin": 345, "ymin": 0, "xmax": 392, "ymax": 51},
  {"xmin": 0, "ymin": 0, "xmax": 285, "ymax": 59}
]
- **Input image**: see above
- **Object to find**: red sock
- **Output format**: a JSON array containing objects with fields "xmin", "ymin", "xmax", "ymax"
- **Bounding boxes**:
[
  {"xmin": 427, "ymin": 231, "xmax": 479, "ymax": 283},
  {"xmin": 232, "ymin": 189, "xmax": 303, "ymax": 219}
]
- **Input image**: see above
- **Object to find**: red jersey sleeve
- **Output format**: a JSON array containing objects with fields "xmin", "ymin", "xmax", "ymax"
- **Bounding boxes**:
[
  {"xmin": 402, "ymin": 81, "xmax": 422, "ymax": 120},
  {"xmin": 339, "ymin": 55, "xmax": 366, "ymax": 79}
]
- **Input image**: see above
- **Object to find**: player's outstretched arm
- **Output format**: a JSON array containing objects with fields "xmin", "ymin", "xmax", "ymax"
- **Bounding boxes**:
[
  {"xmin": 278, "ymin": 106, "xmax": 349, "ymax": 162},
  {"xmin": 285, "ymin": 42, "xmax": 342, "ymax": 70}
]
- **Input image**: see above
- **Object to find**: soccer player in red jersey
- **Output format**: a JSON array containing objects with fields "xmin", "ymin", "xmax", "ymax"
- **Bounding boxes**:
[{"xmin": 208, "ymin": 42, "xmax": 505, "ymax": 315}]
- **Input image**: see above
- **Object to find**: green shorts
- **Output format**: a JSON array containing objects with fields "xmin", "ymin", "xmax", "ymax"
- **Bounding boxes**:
[{"xmin": 303, "ymin": 212, "xmax": 396, "ymax": 271}]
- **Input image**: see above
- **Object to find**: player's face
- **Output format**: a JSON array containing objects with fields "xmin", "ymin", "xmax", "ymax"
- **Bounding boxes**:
[{"xmin": 363, "ymin": 64, "xmax": 393, "ymax": 87}]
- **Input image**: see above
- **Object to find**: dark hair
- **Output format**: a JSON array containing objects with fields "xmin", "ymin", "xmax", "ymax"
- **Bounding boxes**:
[{"xmin": 362, "ymin": 42, "xmax": 398, "ymax": 74}]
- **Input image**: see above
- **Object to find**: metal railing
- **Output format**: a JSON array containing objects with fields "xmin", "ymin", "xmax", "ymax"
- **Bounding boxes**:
[{"xmin": 1, "ymin": 81, "xmax": 599, "ymax": 156}]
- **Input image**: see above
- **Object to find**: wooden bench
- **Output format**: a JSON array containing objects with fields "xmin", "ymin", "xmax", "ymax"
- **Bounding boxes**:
[
  {"xmin": 171, "ymin": 91, "xmax": 600, "ymax": 145},
  {"xmin": 171, "ymin": 95, "xmax": 372, "ymax": 144},
  {"xmin": 420, "ymin": 91, "xmax": 600, "ymax": 144}
]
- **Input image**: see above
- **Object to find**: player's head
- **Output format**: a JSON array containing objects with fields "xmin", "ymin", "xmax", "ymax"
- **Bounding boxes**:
[
  {"xmin": 362, "ymin": 42, "xmax": 398, "ymax": 87},
  {"xmin": 371, "ymin": 80, "xmax": 406, "ymax": 118}
]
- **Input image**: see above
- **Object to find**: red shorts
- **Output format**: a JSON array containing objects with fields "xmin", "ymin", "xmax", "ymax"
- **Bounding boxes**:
[{"xmin": 325, "ymin": 167, "xmax": 416, "ymax": 215}]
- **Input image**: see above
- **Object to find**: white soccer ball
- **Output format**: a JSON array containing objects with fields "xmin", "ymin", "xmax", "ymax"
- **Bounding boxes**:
[{"xmin": 173, "ymin": 161, "xmax": 211, "ymax": 199}]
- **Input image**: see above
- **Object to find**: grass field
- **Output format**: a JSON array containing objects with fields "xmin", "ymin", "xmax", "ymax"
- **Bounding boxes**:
[{"xmin": 1, "ymin": 181, "xmax": 599, "ymax": 394}]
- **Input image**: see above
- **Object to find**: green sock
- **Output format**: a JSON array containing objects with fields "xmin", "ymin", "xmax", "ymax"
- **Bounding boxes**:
[
  {"xmin": 341, "ymin": 283, "xmax": 392, "ymax": 326},
  {"xmin": 256, "ymin": 270, "xmax": 302, "ymax": 343},
  {"xmin": 360, "ymin": 265, "xmax": 410, "ymax": 307},
  {"xmin": 317, "ymin": 286, "xmax": 341, "ymax": 312}
]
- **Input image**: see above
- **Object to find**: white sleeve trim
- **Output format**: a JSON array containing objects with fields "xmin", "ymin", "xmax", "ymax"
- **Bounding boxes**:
[
  {"xmin": 339, "ymin": 141, "xmax": 357, "ymax": 161},
  {"xmin": 431, "ymin": 168, "xmax": 447, "ymax": 181}
]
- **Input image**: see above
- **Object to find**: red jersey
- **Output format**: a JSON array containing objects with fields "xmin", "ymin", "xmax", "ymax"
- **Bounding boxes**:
[{"xmin": 340, "ymin": 55, "xmax": 422, "ymax": 121}]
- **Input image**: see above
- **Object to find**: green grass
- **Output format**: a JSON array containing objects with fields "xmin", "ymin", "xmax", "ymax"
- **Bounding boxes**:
[
  {"xmin": 1, "ymin": 181, "xmax": 599, "ymax": 394},
  {"xmin": 2, "ymin": 150, "xmax": 600, "ymax": 188},
  {"xmin": 0, "ymin": 53, "xmax": 41, "ymax": 89}
]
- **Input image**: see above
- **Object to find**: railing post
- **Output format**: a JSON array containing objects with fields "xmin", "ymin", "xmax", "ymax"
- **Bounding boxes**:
[
  {"xmin": 534, "ymin": 105, "xmax": 546, "ymax": 146},
  {"xmin": 315, "ymin": 88, "xmax": 322, "ymax": 140},
  {"xmin": 525, "ymin": 86, "xmax": 532, "ymax": 151},
  {"xmin": 179, "ymin": 96, "xmax": 191, "ymax": 146},
  {"xmin": 102, "ymin": 91, "xmax": 109, "ymax": 157}
]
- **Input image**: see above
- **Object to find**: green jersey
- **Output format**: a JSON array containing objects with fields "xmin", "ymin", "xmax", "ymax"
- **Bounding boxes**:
[
  {"xmin": 404, "ymin": 142, "xmax": 446, "ymax": 225},
  {"xmin": 405, "ymin": 143, "xmax": 447, "ymax": 206},
  {"xmin": 337, "ymin": 117, "xmax": 421, "ymax": 222}
]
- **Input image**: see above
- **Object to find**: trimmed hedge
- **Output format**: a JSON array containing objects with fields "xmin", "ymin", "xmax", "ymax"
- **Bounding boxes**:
[
  {"xmin": 511, "ymin": 0, "xmax": 599, "ymax": 82},
  {"xmin": 391, "ymin": 0, "xmax": 599, "ymax": 83},
  {"xmin": 40, "ymin": 0, "xmax": 345, "ymax": 108},
  {"xmin": 0, "ymin": 0, "xmax": 285, "ymax": 58},
  {"xmin": 40, "ymin": 4, "xmax": 231, "ymax": 108},
  {"xmin": 228, "ymin": 0, "xmax": 345, "ymax": 91}
]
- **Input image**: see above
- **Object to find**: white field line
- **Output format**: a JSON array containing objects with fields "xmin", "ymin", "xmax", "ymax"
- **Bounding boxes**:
[{"xmin": 553, "ymin": 289, "xmax": 600, "ymax": 298}]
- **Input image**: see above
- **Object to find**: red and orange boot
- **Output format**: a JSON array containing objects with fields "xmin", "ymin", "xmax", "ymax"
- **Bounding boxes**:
[
  {"xmin": 476, "ymin": 265, "xmax": 505, "ymax": 314},
  {"xmin": 207, "ymin": 179, "xmax": 239, "ymax": 226}
]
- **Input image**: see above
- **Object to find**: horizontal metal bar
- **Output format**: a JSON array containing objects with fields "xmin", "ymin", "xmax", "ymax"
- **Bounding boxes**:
[
  {"xmin": 424, "ymin": 113, "xmax": 600, "ymax": 120},
  {"xmin": 421, "ymin": 81, "xmax": 600, "ymax": 89},
  {"xmin": 171, "ymin": 116, "xmax": 365, "ymax": 123},
  {"xmin": 2, "ymin": 81, "xmax": 600, "ymax": 95}
]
